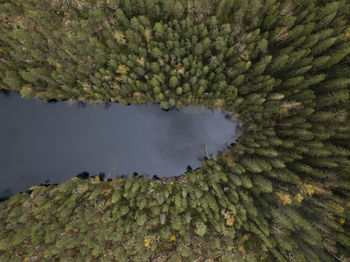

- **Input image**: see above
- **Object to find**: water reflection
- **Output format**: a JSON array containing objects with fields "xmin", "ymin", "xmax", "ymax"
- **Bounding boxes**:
[{"xmin": 0, "ymin": 92, "xmax": 241, "ymax": 197}]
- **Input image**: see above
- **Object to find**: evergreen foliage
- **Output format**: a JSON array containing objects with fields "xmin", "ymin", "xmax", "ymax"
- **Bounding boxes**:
[{"xmin": 0, "ymin": 0, "xmax": 350, "ymax": 261}]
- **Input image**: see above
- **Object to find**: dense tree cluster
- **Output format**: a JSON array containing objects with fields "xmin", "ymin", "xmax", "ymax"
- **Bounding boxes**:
[{"xmin": 0, "ymin": 0, "xmax": 349, "ymax": 261}]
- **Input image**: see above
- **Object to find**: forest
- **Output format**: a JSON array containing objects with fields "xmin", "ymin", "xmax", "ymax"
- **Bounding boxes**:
[{"xmin": 0, "ymin": 0, "xmax": 349, "ymax": 261}]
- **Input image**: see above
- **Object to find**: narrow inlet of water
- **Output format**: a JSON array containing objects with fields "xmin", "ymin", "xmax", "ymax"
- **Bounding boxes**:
[{"xmin": 0, "ymin": 92, "xmax": 241, "ymax": 197}]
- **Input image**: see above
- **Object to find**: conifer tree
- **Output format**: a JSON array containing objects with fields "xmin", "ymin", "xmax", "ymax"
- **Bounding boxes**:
[{"xmin": 1, "ymin": 0, "xmax": 350, "ymax": 260}]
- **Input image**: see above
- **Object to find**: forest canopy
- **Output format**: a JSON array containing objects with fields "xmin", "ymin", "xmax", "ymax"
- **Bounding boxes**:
[{"xmin": 0, "ymin": 0, "xmax": 349, "ymax": 261}]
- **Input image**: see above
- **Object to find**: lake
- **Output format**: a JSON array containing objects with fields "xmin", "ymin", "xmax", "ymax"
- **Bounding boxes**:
[{"xmin": 0, "ymin": 91, "xmax": 240, "ymax": 198}]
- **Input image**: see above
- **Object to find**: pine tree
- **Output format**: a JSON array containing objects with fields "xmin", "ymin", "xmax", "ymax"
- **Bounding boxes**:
[{"xmin": 267, "ymin": 54, "xmax": 289, "ymax": 73}]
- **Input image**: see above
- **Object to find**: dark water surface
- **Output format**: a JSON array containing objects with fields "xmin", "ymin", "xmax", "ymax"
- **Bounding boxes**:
[{"xmin": 0, "ymin": 92, "xmax": 240, "ymax": 197}]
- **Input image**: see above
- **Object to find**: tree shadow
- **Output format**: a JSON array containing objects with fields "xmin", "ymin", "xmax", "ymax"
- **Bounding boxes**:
[
  {"xmin": 0, "ymin": 188, "xmax": 12, "ymax": 202},
  {"xmin": 0, "ymin": 89, "xmax": 11, "ymax": 97}
]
